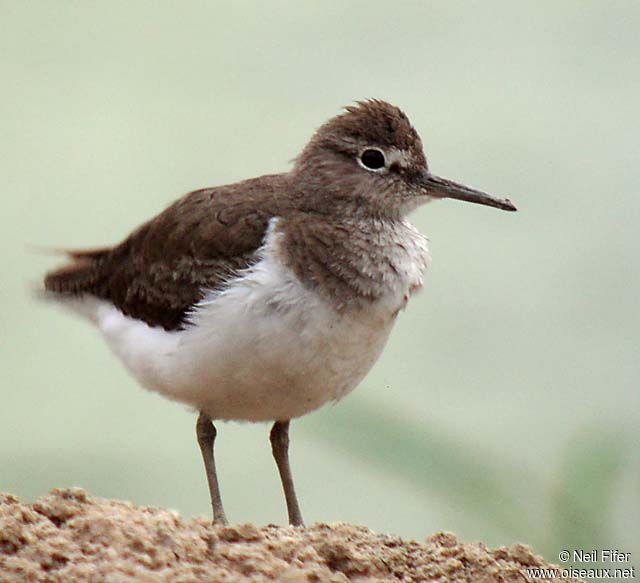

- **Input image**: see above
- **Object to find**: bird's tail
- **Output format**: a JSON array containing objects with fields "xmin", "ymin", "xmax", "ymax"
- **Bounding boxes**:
[{"xmin": 43, "ymin": 247, "xmax": 111, "ymax": 296}]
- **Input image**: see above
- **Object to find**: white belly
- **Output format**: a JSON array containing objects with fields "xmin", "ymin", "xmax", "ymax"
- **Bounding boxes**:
[
  {"xmin": 60, "ymin": 220, "xmax": 428, "ymax": 422},
  {"xmin": 84, "ymin": 275, "xmax": 394, "ymax": 422}
]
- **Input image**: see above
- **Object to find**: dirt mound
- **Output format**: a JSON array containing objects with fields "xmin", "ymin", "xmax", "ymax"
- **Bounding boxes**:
[{"xmin": 0, "ymin": 488, "xmax": 581, "ymax": 582}]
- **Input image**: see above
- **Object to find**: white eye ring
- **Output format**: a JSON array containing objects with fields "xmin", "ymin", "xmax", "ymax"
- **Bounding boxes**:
[{"xmin": 357, "ymin": 147, "xmax": 387, "ymax": 172}]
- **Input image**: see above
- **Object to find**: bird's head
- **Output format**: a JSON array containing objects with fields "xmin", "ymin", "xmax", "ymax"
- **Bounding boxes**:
[{"xmin": 293, "ymin": 100, "xmax": 516, "ymax": 218}]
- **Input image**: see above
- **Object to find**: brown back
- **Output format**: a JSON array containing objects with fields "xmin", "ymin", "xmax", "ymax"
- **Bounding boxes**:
[{"xmin": 45, "ymin": 174, "xmax": 292, "ymax": 330}]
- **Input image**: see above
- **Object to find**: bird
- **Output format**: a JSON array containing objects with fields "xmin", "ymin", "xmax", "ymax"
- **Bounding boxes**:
[{"xmin": 43, "ymin": 99, "xmax": 516, "ymax": 527}]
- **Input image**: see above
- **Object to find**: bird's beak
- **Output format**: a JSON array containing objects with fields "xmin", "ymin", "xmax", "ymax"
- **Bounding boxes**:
[{"xmin": 421, "ymin": 173, "xmax": 517, "ymax": 212}]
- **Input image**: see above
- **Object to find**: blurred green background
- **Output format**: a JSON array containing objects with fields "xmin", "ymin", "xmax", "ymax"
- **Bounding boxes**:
[{"xmin": 2, "ymin": 0, "xmax": 638, "ymax": 573}]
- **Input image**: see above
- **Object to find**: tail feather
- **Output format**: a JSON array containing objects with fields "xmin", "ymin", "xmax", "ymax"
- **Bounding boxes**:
[
  {"xmin": 44, "ymin": 248, "xmax": 111, "ymax": 295},
  {"xmin": 63, "ymin": 246, "xmax": 112, "ymax": 260}
]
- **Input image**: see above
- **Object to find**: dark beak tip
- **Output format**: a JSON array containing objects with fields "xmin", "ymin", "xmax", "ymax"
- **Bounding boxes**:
[{"xmin": 503, "ymin": 199, "xmax": 518, "ymax": 212}]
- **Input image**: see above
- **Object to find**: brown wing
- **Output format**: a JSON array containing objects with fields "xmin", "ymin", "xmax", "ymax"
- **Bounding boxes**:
[{"xmin": 45, "ymin": 174, "xmax": 291, "ymax": 331}]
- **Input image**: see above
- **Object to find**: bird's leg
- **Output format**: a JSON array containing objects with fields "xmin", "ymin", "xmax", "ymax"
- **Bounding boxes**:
[
  {"xmin": 196, "ymin": 412, "xmax": 228, "ymax": 525},
  {"xmin": 270, "ymin": 420, "xmax": 305, "ymax": 527}
]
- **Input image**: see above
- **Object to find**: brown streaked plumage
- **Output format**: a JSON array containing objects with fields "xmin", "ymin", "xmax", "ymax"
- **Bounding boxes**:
[
  {"xmin": 43, "ymin": 99, "xmax": 516, "ymax": 527},
  {"xmin": 46, "ymin": 175, "xmax": 288, "ymax": 330}
]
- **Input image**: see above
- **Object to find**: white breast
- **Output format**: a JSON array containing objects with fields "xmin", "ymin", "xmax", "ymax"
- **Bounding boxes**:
[{"xmin": 60, "ymin": 219, "xmax": 430, "ymax": 422}]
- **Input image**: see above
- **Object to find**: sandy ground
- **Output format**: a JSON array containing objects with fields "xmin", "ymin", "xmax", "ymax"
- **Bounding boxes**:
[{"xmin": 0, "ymin": 488, "xmax": 583, "ymax": 582}]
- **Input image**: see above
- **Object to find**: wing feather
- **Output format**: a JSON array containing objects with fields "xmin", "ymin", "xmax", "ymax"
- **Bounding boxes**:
[{"xmin": 44, "ymin": 174, "xmax": 289, "ymax": 330}]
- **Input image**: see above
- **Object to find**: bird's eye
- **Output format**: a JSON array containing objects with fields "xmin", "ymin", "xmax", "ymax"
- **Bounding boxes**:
[{"xmin": 359, "ymin": 148, "xmax": 386, "ymax": 171}]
